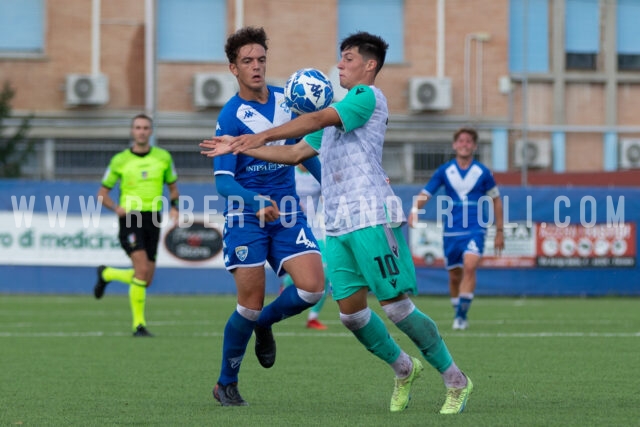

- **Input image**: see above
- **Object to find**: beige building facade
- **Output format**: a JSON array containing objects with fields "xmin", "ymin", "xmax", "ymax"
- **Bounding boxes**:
[{"xmin": 2, "ymin": 0, "xmax": 640, "ymax": 181}]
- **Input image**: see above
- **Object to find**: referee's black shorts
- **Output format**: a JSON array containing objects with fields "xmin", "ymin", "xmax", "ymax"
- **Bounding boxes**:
[{"xmin": 118, "ymin": 211, "xmax": 162, "ymax": 262}]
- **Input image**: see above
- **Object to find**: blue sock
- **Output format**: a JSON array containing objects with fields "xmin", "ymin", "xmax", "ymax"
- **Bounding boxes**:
[
  {"xmin": 456, "ymin": 296, "xmax": 473, "ymax": 320},
  {"xmin": 257, "ymin": 285, "xmax": 313, "ymax": 328},
  {"xmin": 218, "ymin": 310, "xmax": 256, "ymax": 385}
]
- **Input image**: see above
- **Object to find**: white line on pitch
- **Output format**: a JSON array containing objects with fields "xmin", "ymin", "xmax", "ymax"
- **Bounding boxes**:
[{"xmin": 0, "ymin": 331, "xmax": 639, "ymax": 338}]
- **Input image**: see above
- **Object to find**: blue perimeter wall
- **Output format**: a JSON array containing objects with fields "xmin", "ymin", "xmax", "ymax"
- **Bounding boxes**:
[{"xmin": 1, "ymin": 180, "xmax": 639, "ymax": 296}]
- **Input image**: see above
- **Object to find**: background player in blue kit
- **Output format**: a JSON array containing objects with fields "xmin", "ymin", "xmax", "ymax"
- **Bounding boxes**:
[
  {"xmin": 408, "ymin": 128, "xmax": 504, "ymax": 330},
  {"xmin": 210, "ymin": 27, "xmax": 325, "ymax": 406}
]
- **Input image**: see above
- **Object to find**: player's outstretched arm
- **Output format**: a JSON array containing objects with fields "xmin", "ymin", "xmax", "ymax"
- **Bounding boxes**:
[
  {"xmin": 201, "ymin": 135, "xmax": 317, "ymax": 165},
  {"xmin": 231, "ymin": 107, "xmax": 340, "ymax": 153},
  {"xmin": 248, "ymin": 141, "xmax": 317, "ymax": 165},
  {"xmin": 200, "ymin": 133, "xmax": 280, "ymax": 157},
  {"xmin": 201, "ymin": 136, "xmax": 317, "ymax": 166},
  {"xmin": 200, "ymin": 135, "xmax": 235, "ymax": 158}
]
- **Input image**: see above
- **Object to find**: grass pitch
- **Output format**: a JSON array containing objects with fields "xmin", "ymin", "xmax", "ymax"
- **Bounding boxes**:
[{"xmin": 1, "ymin": 294, "xmax": 638, "ymax": 426}]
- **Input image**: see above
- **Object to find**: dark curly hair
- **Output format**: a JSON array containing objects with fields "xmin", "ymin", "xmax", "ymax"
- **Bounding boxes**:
[{"xmin": 224, "ymin": 26, "xmax": 268, "ymax": 64}]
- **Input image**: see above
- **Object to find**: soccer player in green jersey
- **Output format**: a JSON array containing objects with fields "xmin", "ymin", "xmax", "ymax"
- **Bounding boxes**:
[
  {"xmin": 94, "ymin": 113, "xmax": 180, "ymax": 337},
  {"xmin": 201, "ymin": 32, "xmax": 473, "ymax": 414}
]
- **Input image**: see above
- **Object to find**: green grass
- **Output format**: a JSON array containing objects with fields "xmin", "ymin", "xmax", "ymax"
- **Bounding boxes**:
[{"xmin": 1, "ymin": 295, "xmax": 638, "ymax": 426}]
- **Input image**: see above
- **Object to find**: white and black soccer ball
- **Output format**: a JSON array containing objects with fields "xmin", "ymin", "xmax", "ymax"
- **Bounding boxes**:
[{"xmin": 284, "ymin": 68, "xmax": 334, "ymax": 115}]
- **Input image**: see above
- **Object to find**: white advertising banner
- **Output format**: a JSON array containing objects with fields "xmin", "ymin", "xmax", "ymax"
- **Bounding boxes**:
[
  {"xmin": 409, "ymin": 220, "xmax": 537, "ymax": 267},
  {"xmin": 0, "ymin": 212, "xmax": 226, "ymax": 268}
]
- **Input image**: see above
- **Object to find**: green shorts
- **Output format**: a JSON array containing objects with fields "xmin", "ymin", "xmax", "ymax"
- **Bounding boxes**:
[{"xmin": 326, "ymin": 225, "xmax": 417, "ymax": 301}]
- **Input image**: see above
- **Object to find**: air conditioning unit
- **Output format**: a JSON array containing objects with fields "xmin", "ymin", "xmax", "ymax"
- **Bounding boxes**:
[
  {"xmin": 514, "ymin": 139, "xmax": 552, "ymax": 168},
  {"xmin": 193, "ymin": 73, "xmax": 238, "ymax": 108},
  {"xmin": 619, "ymin": 139, "xmax": 640, "ymax": 169},
  {"xmin": 65, "ymin": 74, "xmax": 109, "ymax": 106},
  {"xmin": 408, "ymin": 77, "xmax": 452, "ymax": 111}
]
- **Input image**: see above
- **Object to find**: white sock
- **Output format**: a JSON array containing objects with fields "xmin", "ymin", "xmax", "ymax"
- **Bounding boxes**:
[
  {"xmin": 441, "ymin": 362, "xmax": 467, "ymax": 388},
  {"xmin": 391, "ymin": 352, "xmax": 413, "ymax": 378},
  {"xmin": 382, "ymin": 298, "xmax": 415, "ymax": 323}
]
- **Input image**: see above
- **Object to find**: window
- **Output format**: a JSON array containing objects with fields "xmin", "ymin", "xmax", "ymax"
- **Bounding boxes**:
[
  {"xmin": 617, "ymin": 0, "xmax": 640, "ymax": 71},
  {"xmin": 157, "ymin": 0, "xmax": 226, "ymax": 62},
  {"xmin": 0, "ymin": 0, "xmax": 44, "ymax": 55},
  {"xmin": 508, "ymin": 0, "xmax": 549, "ymax": 73},
  {"xmin": 565, "ymin": 0, "xmax": 599, "ymax": 70},
  {"xmin": 338, "ymin": 0, "xmax": 404, "ymax": 64}
]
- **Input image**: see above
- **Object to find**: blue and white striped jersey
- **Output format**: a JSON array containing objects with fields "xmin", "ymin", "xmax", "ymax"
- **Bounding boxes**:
[
  {"xmin": 422, "ymin": 159, "xmax": 499, "ymax": 235},
  {"xmin": 213, "ymin": 86, "xmax": 300, "ymax": 215}
]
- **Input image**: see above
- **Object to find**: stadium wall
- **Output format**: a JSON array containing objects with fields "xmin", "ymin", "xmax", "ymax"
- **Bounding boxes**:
[{"xmin": 1, "ymin": 180, "xmax": 638, "ymax": 296}]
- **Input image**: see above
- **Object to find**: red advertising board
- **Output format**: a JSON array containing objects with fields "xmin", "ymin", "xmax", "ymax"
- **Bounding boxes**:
[
  {"xmin": 410, "ymin": 221, "xmax": 636, "ymax": 268},
  {"xmin": 536, "ymin": 222, "xmax": 636, "ymax": 267}
]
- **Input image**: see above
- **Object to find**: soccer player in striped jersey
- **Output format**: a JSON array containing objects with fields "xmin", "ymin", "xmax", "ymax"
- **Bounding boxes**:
[
  {"xmin": 210, "ymin": 27, "xmax": 325, "ymax": 407},
  {"xmin": 94, "ymin": 113, "xmax": 180, "ymax": 337},
  {"xmin": 202, "ymin": 32, "xmax": 473, "ymax": 415},
  {"xmin": 408, "ymin": 128, "xmax": 505, "ymax": 331}
]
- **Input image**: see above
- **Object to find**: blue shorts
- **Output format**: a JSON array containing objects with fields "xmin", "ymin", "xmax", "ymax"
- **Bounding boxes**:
[
  {"xmin": 222, "ymin": 212, "xmax": 320, "ymax": 276},
  {"xmin": 443, "ymin": 232, "xmax": 485, "ymax": 269}
]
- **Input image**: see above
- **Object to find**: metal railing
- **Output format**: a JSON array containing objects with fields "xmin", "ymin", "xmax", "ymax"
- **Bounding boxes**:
[{"xmin": 17, "ymin": 138, "xmax": 489, "ymax": 184}]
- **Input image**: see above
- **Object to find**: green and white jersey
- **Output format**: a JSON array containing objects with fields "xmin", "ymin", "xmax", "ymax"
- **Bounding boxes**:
[
  {"xmin": 102, "ymin": 147, "xmax": 178, "ymax": 212},
  {"xmin": 304, "ymin": 85, "xmax": 403, "ymax": 236}
]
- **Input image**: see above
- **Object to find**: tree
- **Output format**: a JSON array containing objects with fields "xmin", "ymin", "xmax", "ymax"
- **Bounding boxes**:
[{"xmin": 0, "ymin": 82, "xmax": 33, "ymax": 177}]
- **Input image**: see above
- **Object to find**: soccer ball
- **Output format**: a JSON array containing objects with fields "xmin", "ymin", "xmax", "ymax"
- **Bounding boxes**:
[{"xmin": 284, "ymin": 68, "xmax": 334, "ymax": 114}]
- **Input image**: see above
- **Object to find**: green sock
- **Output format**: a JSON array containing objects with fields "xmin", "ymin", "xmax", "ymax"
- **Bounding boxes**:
[
  {"xmin": 396, "ymin": 310, "xmax": 453, "ymax": 373},
  {"xmin": 310, "ymin": 280, "xmax": 329, "ymax": 314},
  {"xmin": 103, "ymin": 267, "xmax": 134, "ymax": 284},
  {"xmin": 129, "ymin": 277, "xmax": 147, "ymax": 330},
  {"xmin": 352, "ymin": 311, "xmax": 401, "ymax": 364}
]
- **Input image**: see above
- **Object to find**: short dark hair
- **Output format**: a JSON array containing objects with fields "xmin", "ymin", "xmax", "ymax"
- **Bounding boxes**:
[
  {"xmin": 454, "ymin": 127, "xmax": 478, "ymax": 144},
  {"xmin": 131, "ymin": 113, "xmax": 152, "ymax": 127},
  {"xmin": 340, "ymin": 32, "xmax": 389, "ymax": 74},
  {"xmin": 225, "ymin": 26, "xmax": 268, "ymax": 64}
]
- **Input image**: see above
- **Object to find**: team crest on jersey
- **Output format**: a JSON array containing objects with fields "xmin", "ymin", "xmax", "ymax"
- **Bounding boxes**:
[
  {"xmin": 141, "ymin": 170, "xmax": 148, "ymax": 179},
  {"xmin": 235, "ymin": 246, "xmax": 248, "ymax": 261}
]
